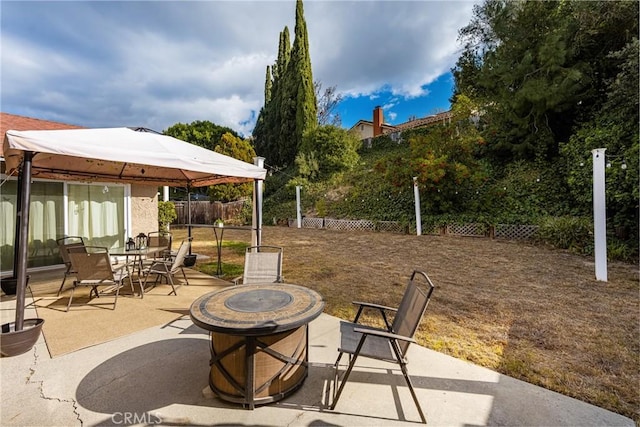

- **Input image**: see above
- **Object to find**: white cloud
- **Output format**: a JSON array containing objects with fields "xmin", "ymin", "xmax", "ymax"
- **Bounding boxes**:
[{"xmin": 0, "ymin": 0, "xmax": 478, "ymax": 134}]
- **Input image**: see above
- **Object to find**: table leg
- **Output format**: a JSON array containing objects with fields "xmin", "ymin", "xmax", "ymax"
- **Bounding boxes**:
[
  {"xmin": 246, "ymin": 336, "xmax": 256, "ymax": 410},
  {"xmin": 128, "ymin": 254, "xmax": 144, "ymax": 298}
]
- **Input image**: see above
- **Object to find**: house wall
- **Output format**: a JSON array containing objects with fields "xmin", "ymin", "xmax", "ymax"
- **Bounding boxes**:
[
  {"xmin": 131, "ymin": 184, "xmax": 159, "ymax": 235},
  {"xmin": 351, "ymin": 122, "xmax": 374, "ymax": 140}
]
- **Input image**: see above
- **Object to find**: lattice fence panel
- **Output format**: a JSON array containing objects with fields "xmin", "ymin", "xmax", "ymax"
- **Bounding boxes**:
[
  {"xmin": 324, "ymin": 218, "xmax": 376, "ymax": 231},
  {"xmin": 302, "ymin": 217, "xmax": 324, "ymax": 229},
  {"xmin": 420, "ymin": 224, "xmax": 443, "ymax": 236},
  {"xmin": 446, "ymin": 223, "xmax": 487, "ymax": 237},
  {"xmin": 376, "ymin": 221, "xmax": 405, "ymax": 233},
  {"xmin": 495, "ymin": 224, "xmax": 539, "ymax": 240}
]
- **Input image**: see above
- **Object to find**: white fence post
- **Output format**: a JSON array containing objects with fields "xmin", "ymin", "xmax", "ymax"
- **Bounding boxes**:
[
  {"xmin": 296, "ymin": 186, "xmax": 302, "ymax": 228},
  {"xmin": 592, "ymin": 148, "xmax": 607, "ymax": 282},
  {"xmin": 413, "ymin": 177, "xmax": 422, "ymax": 236}
]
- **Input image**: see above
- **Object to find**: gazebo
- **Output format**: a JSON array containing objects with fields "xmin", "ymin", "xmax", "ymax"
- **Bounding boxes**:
[{"xmin": 2, "ymin": 127, "xmax": 267, "ymax": 336}]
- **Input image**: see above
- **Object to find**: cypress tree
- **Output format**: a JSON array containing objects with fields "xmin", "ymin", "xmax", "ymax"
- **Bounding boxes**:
[
  {"xmin": 289, "ymin": 0, "xmax": 317, "ymax": 157},
  {"xmin": 252, "ymin": 0, "xmax": 316, "ymax": 167},
  {"xmin": 264, "ymin": 65, "xmax": 272, "ymax": 104}
]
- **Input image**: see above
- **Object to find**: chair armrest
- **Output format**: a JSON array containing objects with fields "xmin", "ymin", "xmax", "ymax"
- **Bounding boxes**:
[
  {"xmin": 352, "ymin": 301, "xmax": 397, "ymax": 313},
  {"xmin": 351, "ymin": 301, "xmax": 397, "ymax": 329},
  {"xmin": 353, "ymin": 326, "xmax": 416, "ymax": 344}
]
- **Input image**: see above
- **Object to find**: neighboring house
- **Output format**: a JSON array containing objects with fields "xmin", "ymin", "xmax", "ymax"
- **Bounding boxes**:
[
  {"xmin": 0, "ymin": 112, "xmax": 158, "ymax": 273},
  {"xmin": 350, "ymin": 106, "xmax": 454, "ymax": 147},
  {"xmin": 349, "ymin": 106, "xmax": 397, "ymax": 143}
]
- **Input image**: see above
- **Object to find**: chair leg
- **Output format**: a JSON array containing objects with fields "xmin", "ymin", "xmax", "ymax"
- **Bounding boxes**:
[
  {"xmin": 330, "ymin": 334, "xmax": 367, "ymax": 410},
  {"xmin": 397, "ymin": 359, "xmax": 427, "ymax": 424},
  {"xmin": 180, "ymin": 267, "xmax": 189, "ymax": 286},
  {"xmin": 390, "ymin": 340, "xmax": 427, "ymax": 424},
  {"xmin": 142, "ymin": 271, "xmax": 152, "ymax": 294},
  {"xmin": 167, "ymin": 274, "xmax": 177, "ymax": 296},
  {"xmin": 57, "ymin": 275, "xmax": 67, "ymax": 297},
  {"xmin": 112, "ymin": 282, "xmax": 120, "ymax": 310},
  {"xmin": 66, "ymin": 285, "xmax": 75, "ymax": 312}
]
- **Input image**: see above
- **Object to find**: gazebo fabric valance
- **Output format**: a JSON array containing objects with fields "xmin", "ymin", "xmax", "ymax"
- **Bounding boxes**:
[{"xmin": 3, "ymin": 127, "xmax": 266, "ymax": 186}]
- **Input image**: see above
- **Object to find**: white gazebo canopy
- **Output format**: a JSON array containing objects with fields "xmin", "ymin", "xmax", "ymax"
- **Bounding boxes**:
[{"xmin": 3, "ymin": 127, "xmax": 266, "ymax": 186}]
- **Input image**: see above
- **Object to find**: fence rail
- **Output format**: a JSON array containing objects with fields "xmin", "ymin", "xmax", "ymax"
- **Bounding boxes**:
[
  {"xmin": 171, "ymin": 202, "xmax": 541, "ymax": 242},
  {"xmin": 286, "ymin": 217, "xmax": 540, "ymax": 241}
]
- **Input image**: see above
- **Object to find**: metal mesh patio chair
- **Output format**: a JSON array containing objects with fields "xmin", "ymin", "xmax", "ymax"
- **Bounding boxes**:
[
  {"xmin": 66, "ymin": 246, "xmax": 130, "ymax": 311},
  {"xmin": 233, "ymin": 245, "xmax": 284, "ymax": 285},
  {"xmin": 56, "ymin": 236, "xmax": 85, "ymax": 296},
  {"xmin": 142, "ymin": 238, "xmax": 191, "ymax": 295},
  {"xmin": 146, "ymin": 231, "xmax": 173, "ymax": 260},
  {"xmin": 330, "ymin": 269, "xmax": 436, "ymax": 424}
]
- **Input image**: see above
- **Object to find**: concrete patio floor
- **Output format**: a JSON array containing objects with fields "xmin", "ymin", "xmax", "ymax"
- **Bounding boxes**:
[{"xmin": 0, "ymin": 271, "xmax": 633, "ymax": 426}]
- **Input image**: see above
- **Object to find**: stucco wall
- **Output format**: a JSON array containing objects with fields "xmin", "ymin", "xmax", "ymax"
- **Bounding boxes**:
[{"xmin": 131, "ymin": 184, "xmax": 158, "ymax": 236}]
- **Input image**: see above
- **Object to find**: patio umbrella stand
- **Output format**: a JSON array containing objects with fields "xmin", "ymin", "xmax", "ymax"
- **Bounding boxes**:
[{"xmin": 1, "ymin": 318, "xmax": 44, "ymax": 357}]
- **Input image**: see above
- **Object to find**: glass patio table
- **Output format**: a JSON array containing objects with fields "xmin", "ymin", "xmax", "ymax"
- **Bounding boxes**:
[{"xmin": 109, "ymin": 245, "xmax": 166, "ymax": 297}]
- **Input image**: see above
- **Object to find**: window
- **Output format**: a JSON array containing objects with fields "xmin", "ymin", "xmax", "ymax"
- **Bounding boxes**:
[
  {"xmin": 0, "ymin": 179, "xmax": 127, "ymax": 274},
  {"xmin": 1, "ymin": 181, "xmax": 64, "ymax": 269},
  {"xmin": 67, "ymin": 183, "xmax": 126, "ymax": 249}
]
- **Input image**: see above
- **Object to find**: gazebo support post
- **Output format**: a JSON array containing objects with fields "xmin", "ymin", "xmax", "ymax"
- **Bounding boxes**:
[
  {"xmin": 11, "ymin": 166, "xmax": 23, "ymax": 278},
  {"xmin": 187, "ymin": 185, "xmax": 192, "ymax": 255},
  {"xmin": 14, "ymin": 151, "xmax": 33, "ymax": 330},
  {"xmin": 252, "ymin": 157, "xmax": 265, "ymax": 247}
]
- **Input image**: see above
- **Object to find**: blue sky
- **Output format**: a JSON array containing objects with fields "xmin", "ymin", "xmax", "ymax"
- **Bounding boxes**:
[{"xmin": 1, "ymin": 1, "xmax": 478, "ymax": 137}]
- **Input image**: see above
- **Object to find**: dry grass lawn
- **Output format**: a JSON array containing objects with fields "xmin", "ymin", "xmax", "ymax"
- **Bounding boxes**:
[{"xmin": 174, "ymin": 225, "xmax": 639, "ymax": 422}]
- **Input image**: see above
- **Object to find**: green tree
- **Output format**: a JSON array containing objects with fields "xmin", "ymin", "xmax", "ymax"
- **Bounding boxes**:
[
  {"xmin": 253, "ymin": 0, "xmax": 316, "ymax": 168},
  {"xmin": 560, "ymin": 38, "xmax": 639, "ymax": 246},
  {"xmin": 453, "ymin": 0, "xmax": 638, "ymax": 162},
  {"xmin": 376, "ymin": 95, "xmax": 488, "ymax": 214},
  {"xmin": 164, "ymin": 120, "xmax": 239, "ymax": 151},
  {"xmin": 209, "ymin": 132, "xmax": 257, "ymax": 202},
  {"xmin": 296, "ymin": 125, "xmax": 360, "ymax": 180}
]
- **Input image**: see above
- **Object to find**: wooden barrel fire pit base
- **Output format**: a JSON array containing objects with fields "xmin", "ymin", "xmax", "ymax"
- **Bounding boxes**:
[
  {"xmin": 190, "ymin": 284, "xmax": 325, "ymax": 409},
  {"xmin": 210, "ymin": 325, "xmax": 308, "ymax": 407}
]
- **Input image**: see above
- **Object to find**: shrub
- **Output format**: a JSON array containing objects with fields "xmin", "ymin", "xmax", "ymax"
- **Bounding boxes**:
[
  {"xmin": 535, "ymin": 216, "xmax": 593, "ymax": 254},
  {"xmin": 158, "ymin": 201, "xmax": 177, "ymax": 232}
]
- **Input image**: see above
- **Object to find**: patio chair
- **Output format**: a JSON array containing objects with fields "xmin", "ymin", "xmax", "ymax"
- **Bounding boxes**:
[
  {"xmin": 65, "ymin": 246, "xmax": 130, "ymax": 312},
  {"xmin": 233, "ymin": 245, "xmax": 284, "ymax": 285},
  {"xmin": 142, "ymin": 238, "xmax": 191, "ymax": 295},
  {"xmin": 146, "ymin": 231, "xmax": 173, "ymax": 260},
  {"xmin": 330, "ymin": 269, "xmax": 436, "ymax": 424},
  {"xmin": 56, "ymin": 236, "xmax": 86, "ymax": 296}
]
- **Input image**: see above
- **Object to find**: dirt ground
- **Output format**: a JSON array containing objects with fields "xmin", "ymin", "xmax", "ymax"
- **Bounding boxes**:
[{"xmin": 175, "ymin": 225, "xmax": 640, "ymax": 421}]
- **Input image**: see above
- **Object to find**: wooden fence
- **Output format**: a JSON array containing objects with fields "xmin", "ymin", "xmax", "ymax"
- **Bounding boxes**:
[{"xmin": 172, "ymin": 200, "xmax": 247, "ymax": 225}]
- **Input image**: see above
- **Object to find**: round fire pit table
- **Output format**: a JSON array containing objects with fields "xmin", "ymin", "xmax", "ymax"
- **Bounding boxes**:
[{"xmin": 190, "ymin": 283, "xmax": 324, "ymax": 409}]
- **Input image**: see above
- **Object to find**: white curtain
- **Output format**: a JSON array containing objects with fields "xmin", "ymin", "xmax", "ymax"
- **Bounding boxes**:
[
  {"xmin": 0, "ymin": 180, "xmax": 63, "ymax": 271},
  {"xmin": 67, "ymin": 184, "xmax": 124, "ymax": 248},
  {"xmin": 0, "ymin": 199, "xmax": 15, "ymax": 247}
]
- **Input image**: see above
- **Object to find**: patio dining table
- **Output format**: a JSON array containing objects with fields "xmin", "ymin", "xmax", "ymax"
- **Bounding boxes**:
[{"xmin": 109, "ymin": 245, "xmax": 166, "ymax": 297}]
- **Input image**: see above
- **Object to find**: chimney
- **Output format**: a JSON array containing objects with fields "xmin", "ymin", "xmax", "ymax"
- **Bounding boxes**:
[{"xmin": 373, "ymin": 106, "xmax": 383, "ymax": 137}]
